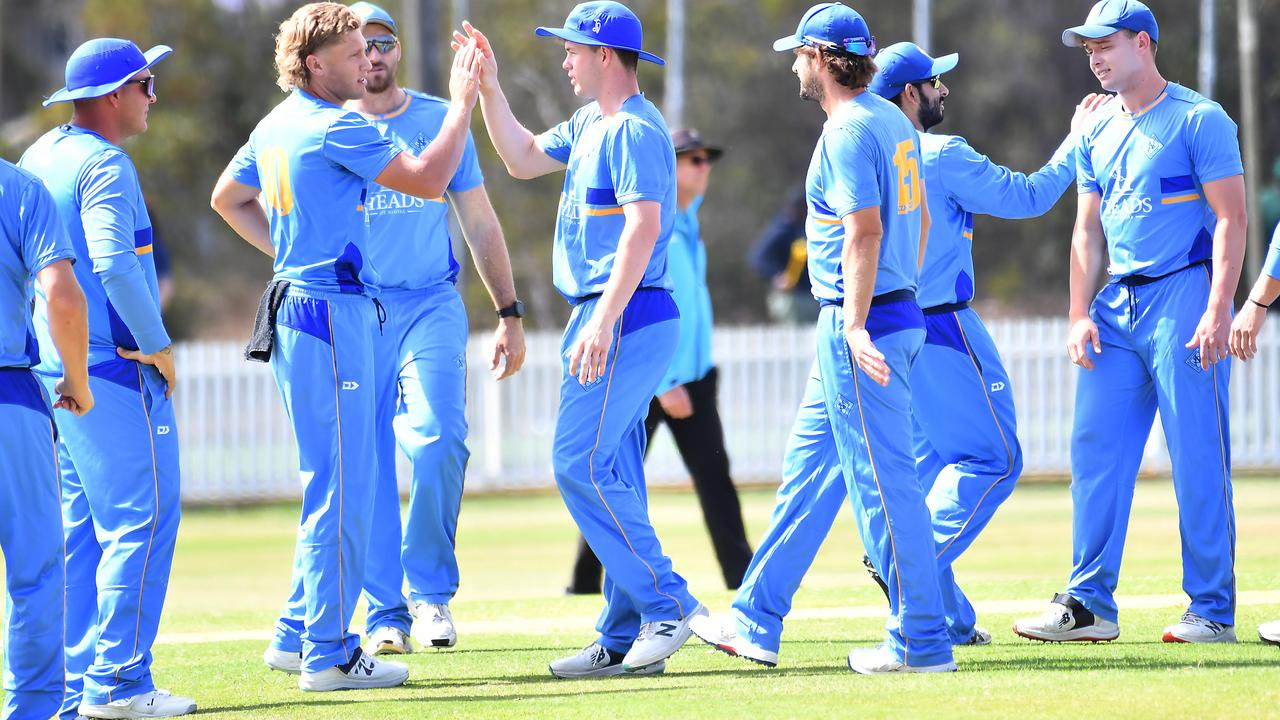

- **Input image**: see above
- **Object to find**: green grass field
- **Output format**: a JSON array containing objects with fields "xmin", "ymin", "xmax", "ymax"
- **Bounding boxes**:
[{"xmin": 6, "ymin": 477, "xmax": 1280, "ymax": 718}]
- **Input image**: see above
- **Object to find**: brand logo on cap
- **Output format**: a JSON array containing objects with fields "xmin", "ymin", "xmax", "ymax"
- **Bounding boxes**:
[{"xmin": 593, "ymin": 18, "xmax": 602, "ymax": 33}]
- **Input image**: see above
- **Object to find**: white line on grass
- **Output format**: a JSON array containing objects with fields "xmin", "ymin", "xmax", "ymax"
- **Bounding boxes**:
[{"xmin": 158, "ymin": 590, "xmax": 1280, "ymax": 645}]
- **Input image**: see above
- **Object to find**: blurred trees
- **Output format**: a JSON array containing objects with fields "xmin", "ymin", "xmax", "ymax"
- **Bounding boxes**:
[{"xmin": 1, "ymin": 0, "xmax": 1278, "ymax": 338}]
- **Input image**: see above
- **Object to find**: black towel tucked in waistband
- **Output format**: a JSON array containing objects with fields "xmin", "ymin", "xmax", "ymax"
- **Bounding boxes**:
[{"xmin": 244, "ymin": 280, "xmax": 290, "ymax": 363}]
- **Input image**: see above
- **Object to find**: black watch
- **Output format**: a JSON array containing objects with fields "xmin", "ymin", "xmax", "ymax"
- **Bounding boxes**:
[{"xmin": 497, "ymin": 300, "xmax": 525, "ymax": 319}]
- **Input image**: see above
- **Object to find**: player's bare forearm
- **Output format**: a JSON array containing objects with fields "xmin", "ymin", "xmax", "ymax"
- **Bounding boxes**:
[
  {"xmin": 592, "ymin": 201, "xmax": 660, "ymax": 325},
  {"xmin": 918, "ymin": 179, "xmax": 931, "ymax": 270},
  {"xmin": 1203, "ymin": 175, "xmax": 1248, "ymax": 314},
  {"xmin": 38, "ymin": 259, "xmax": 89, "ymax": 384},
  {"xmin": 211, "ymin": 173, "xmax": 274, "ymax": 257},
  {"xmin": 840, "ymin": 208, "xmax": 882, "ymax": 330},
  {"xmin": 480, "ymin": 91, "xmax": 563, "ymax": 179},
  {"xmin": 454, "ymin": 186, "xmax": 518, "ymax": 308},
  {"xmin": 1068, "ymin": 193, "xmax": 1105, "ymax": 322}
]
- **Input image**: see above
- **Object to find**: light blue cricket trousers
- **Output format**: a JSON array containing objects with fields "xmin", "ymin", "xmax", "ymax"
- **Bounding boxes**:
[
  {"xmin": 266, "ymin": 288, "xmax": 379, "ymax": 673},
  {"xmin": 1068, "ymin": 265, "xmax": 1235, "ymax": 624},
  {"xmin": 553, "ymin": 288, "xmax": 699, "ymax": 654},
  {"xmin": 42, "ymin": 358, "xmax": 180, "ymax": 718},
  {"xmin": 1, "ymin": 369, "xmax": 64, "ymax": 720},
  {"xmin": 732, "ymin": 298, "xmax": 952, "ymax": 667},
  {"xmin": 363, "ymin": 284, "xmax": 470, "ymax": 633}
]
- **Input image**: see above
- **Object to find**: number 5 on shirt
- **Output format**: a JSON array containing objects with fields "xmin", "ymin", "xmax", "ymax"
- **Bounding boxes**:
[
  {"xmin": 260, "ymin": 147, "xmax": 294, "ymax": 216},
  {"xmin": 893, "ymin": 140, "xmax": 921, "ymax": 215}
]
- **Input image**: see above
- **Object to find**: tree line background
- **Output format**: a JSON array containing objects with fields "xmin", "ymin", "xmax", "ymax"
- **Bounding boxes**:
[{"xmin": 1, "ymin": 0, "xmax": 1278, "ymax": 340}]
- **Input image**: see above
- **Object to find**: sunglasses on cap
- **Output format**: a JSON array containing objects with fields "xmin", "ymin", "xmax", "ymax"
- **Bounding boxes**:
[
  {"xmin": 126, "ymin": 75, "xmax": 156, "ymax": 98},
  {"xmin": 801, "ymin": 34, "xmax": 877, "ymax": 57},
  {"xmin": 365, "ymin": 36, "xmax": 398, "ymax": 55}
]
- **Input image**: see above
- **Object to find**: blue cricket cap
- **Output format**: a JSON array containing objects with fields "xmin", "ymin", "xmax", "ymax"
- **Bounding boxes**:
[
  {"xmin": 1062, "ymin": 0, "xmax": 1159, "ymax": 47},
  {"xmin": 44, "ymin": 38, "xmax": 172, "ymax": 107},
  {"xmin": 535, "ymin": 1, "xmax": 664, "ymax": 66},
  {"xmin": 773, "ymin": 2, "xmax": 876, "ymax": 56},
  {"xmin": 350, "ymin": 1, "xmax": 398, "ymax": 35},
  {"xmin": 869, "ymin": 42, "xmax": 958, "ymax": 99}
]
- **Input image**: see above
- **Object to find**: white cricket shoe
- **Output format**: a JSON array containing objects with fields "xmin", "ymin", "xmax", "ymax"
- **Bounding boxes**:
[
  {"xmin": 367, "ymin": 625, "xmax": 414, "ymax": 655},
  {"xmin": 262, "ymin": 646, "xmax": 302, "ymax": 674},
  {"xmin": 1162, "ymin": 612, "xmax": 1237, "ymax": 643},
  {"xmin": 847, "ymin": 645, "xmax": 957, "ymax": 674},
  {"xmin": 688, "ymin": 613, "xmax": 779, "ymax": 667},
  {"xmin": 411, "ymin": 602, "xmax": 457, "ymax": 648},
  {"xmin": 958, "ymin": 627, "xmax": 992, "ymax": 646},
  {"xmin": 298, "ymin": 648, "xmax": 409, "ymax": 691},
  {"xmin": 1259, "ymin": 619, "xmax": 1280, "ymax": 646},
  {"xmin": 78, "ymin": 689, "xmax": 196, "ymax": 718},
  {"xmin": 1013, "ymin": 593, "xmax": 1120, "ymax": 642},
  {"xmin": 549, "ymin": 642, "xmax": 665, "ymax": 679},
  {"xmin": 622, "ymin": 604, "xmax": 707, "ymax": 671}
]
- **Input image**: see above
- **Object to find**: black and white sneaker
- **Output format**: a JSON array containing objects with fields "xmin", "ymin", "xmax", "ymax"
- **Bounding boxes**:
[
  {"xmin": 862, "ymin": 554, "xmax": 890, "ymax": 603},
  {"xmin": 549, "ymin": 642, "xmax": 665, "ymax": 679},
  {"xmin": 1012, "ymin": 593, "xmax": 1119, "ymax": 642}
]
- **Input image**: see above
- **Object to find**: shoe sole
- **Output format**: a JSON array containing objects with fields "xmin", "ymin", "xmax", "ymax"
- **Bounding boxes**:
[
  {"xmin": 428, "ymin": 637, "xmax": 457, "ymax": 648},
  {"xmin": 371, "ymin": 642, "xmax": 412, "ymax": 656},
  {"xmin": 78, "ymin": 701, "xmax": 198, "ymax": 719},
  {"xmin": 689, "ymin": 627, "xmax": 778, "ymax": 668},
  {"xmin": 549, "ymin": 661, "xmax": 665, "ymax": 679},
  {"xmin": 299, "ymin": 670, "xmax": 410, "ymax": 692},
  {"xmin": 1162, "ymin": 630, "xmax": 1237, "ymax": 643},
  {"xmin": 846, "ymin": 655, "xmax": 958, "ymax": 674},
  {"xmin": 1260, "ymin": 632, "xmax": 1280, "ymax": 647},
  {"xmin": 1012, "ymin": 624, "xmax": 1119, "ymax": 643}
]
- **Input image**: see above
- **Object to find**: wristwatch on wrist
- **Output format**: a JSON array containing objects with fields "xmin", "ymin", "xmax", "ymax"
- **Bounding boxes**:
[{"xmin": 497, "ymin": 300, "xmax": 525, "ymax": 319}]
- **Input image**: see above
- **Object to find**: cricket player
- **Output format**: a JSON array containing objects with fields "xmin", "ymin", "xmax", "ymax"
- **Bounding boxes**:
[
  {"xmin": 691, "ymin": 2, "xmax": 956, "ymax": 674},
  {"xmin": 211, "ymin": 1, "xmax": 482, "ymax": 690},
  {"xmin": 456, "ymin": 0, "xmax": 705, "ymax": 678},
  {"xmin": 692, "ymin": 39, "xmax": 1104, "ymax": 661},
  {"xmin": 263, "ymin": 1, "xmax": 527, "ymax": 660},
  {"xmin": 1228, "ymin": 222, "xmax": 1280, "ymax": 648},
  {"xmin": 20, "ymin": 37, "xmax": 196, "ymax": 718},
  {"xmin": 0, "ymin": 158, "xmax": 91, "ymax": 720},
  {"xmin": 1014, "ymin": 0, "xmax": 1246, "ymax": 644}
]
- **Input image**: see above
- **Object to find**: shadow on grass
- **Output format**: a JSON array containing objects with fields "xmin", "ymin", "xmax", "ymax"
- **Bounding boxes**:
[{"xmin": 193, "ymin": 684, "xmax": 678, "ymax": 715}]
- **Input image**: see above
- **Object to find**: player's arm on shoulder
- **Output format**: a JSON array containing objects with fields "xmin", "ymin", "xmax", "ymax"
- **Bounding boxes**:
[{"xmin": 211, "ymin": 171, "xmax": 274, "ymax": 257}]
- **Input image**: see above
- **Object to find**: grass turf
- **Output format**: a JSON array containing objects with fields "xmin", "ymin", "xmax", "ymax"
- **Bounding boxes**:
[{"xmin": 5, "ymin": 477, "xmax": 1280, "ymax": 718}]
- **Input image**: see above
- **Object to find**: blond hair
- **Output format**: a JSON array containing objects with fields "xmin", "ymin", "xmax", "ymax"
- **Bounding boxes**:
[{"xmin": 274, "ymin": 2, "xmax": 361, "ymax": 92}]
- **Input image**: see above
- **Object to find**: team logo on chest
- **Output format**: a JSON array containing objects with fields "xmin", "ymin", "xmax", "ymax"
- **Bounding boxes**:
[
  {"xmin": 411, "ymin": 132, "xmax": 430, "ymax": 153},
  {"xmin": 1142, "ymin": 135, "xmax": 1164, "ymax": 160}
]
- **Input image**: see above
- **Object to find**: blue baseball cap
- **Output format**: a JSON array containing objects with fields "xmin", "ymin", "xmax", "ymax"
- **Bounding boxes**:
[
  {"xmin": 44, "ymin": 38, "xmax": 172, "ymax": 107},
  {"xmin": 535, "ymin": 1, "xmax": 664, "ymax": 66},
  {"xmin": 1062, "ymin": 0, "xmax": 1159, "ymax": 47},
  {"xmin": 350, "ymin": 1, "xmax": 397, "ymax": 35},
  {"xmin": 868, "ymin": 42, "xmax": 958, "ymax": 99},
  {"xmin": 773, "ymin": 2, "xmax": 876, "ymax": 56}
]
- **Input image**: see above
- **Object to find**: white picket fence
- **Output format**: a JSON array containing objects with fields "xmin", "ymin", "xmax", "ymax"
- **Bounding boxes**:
[{"xmin": 172, "ymin": 319, "xmax": 1280, "ymax": 503}]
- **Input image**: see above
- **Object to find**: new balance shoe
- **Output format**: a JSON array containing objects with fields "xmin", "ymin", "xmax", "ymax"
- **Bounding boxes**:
[
  {"xmin": 1259, "ymin": 620, "xmax": 1280, "ymax": 647},
  {"xmin": 688, "ymin": 613, "xmax": 779, "ymax": 667},
  {"xmin": 548, "ymin": 642, "xmax": 665, "ymax": 679},
  {"xmin": 1162, "ymin": 612, "xmax": 1237, "ymax": 643},
  {"xmin": 263, "ymin": 646, "xmax": 302, "ymax": 674},
  {"xmin": 367, "ymin": 625, "xmax": 414, "ymax": 655},
  {"xmin": 622, "ymin": 604, "xmax": 707, "ymax": 671},
  {"xmin": 862, "ymin": 554, "xmax": 890, "ymax": 603},
  {"xmin": 1012, "ymin": 593, "xmax": 1119, "ymax": 642},
  {"xmin": 411, "ymin": 601, "xmax": 457, "ymax": 648},
  {"xmin": 958, "ymin": 627, "xmax": 991, "ymax": 646},
  {"xmin": 847, "ymin": 645, "xmax": 957, "ymax": 674},
  {"xmin": 78, "ymin": 689, "xmax": 196, "ymax": 718},
  {"xmin": 298, "ymin": 647, "xmax": 409, "ymax": 691}
]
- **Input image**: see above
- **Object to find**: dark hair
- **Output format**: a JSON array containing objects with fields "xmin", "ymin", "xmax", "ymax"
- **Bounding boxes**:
[
  {"xmin": 611, "ymin": 47, "xmax": 639, "ymax": 72},
  {"xmin": 810, "ymin": 48, "xmax": 877, "ymax": 90},
  {"xmin": 1121, "ymin": 29, "xmax": 1158, "ymax": 56}
]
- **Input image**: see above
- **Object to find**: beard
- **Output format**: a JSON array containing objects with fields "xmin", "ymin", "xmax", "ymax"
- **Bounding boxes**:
[
  {"xmin": 366, "ymin": 65, "xmax": 394, "ymax": 94},
  {"xmin": 799, "ymin": 73, "xmax": 824, "ymax": 103},
  {"xmin": 918, "ymin": 92, "xmax": 944, "ymax": 131}
]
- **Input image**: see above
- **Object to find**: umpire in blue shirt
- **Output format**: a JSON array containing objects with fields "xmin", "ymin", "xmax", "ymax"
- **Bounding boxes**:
[{"xmin": 568, "ymin": 129, "xmax": 752, "ymax": 594}]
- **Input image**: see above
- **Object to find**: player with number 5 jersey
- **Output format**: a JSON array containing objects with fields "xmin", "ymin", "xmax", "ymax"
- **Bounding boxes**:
[{"xmin": 692, "ymin": 2, "xmax": 953, "ymax": 675}]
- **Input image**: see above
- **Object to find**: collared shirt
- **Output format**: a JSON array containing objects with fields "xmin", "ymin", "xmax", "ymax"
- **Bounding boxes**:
[
  {"xmin": 20, "ymin": 125, "xmax": 169, "ymax": 372},
  {"xmin": 227, "ymin": 89, "xmax": 401, "ymax": 295},
  {"xmin": 0, "ymin": 159, "xmax": 74, "ymax": 369},
  {"xmin": 917, "ymin": 131, "xmax": 1077, "ymax": 308},
  {"xmin": 657, "ymin": 195, "xmax": 713, "ymax": 393},
  {"xmin": 806, "ymin": 91, "xmax": 924, "ymax": 302},
  {"xmin": 1077, "ymin": 82, "xmax": 1243, "ymax": 279},
  {"xmin": 359, "ymin": 90, "xmax": 484, "ymax": 290},
  {"xmin": 536, "ymin": 93, "xmax": 674, "ymax": 301}
]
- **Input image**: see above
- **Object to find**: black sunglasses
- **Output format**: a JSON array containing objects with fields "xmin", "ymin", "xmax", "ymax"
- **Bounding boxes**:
[
  {"xmin": 127, "ymin": 75, "xmax": 155, "ymax": 98},
  {"xmin": 365, "ymin": 36, "xmax": 398, "ymax": 55},
  {"xmin": 686, "ymin": 155, "xmax": 713, "ymax": 167}
]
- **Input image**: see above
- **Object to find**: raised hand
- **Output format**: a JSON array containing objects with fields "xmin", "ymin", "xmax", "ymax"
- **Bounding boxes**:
[
  {"xmin": 448, "ymin": 35, "xmax": 482, "ymax": 110},
  {"xmin": 453, "ymin": 22, "xmax": 499, "ymax": 92}
]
